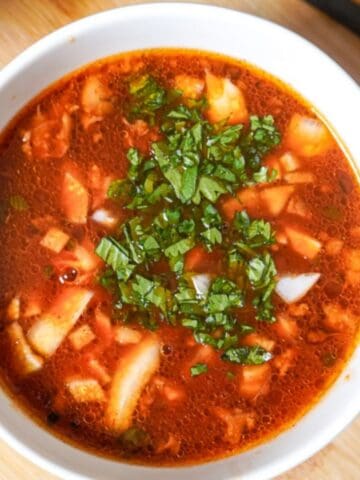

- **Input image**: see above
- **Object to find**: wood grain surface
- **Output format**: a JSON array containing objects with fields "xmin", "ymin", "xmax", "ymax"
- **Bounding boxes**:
[{"xmin": 0, "ymin": 1, "xmax": 359, "ymax": 479}]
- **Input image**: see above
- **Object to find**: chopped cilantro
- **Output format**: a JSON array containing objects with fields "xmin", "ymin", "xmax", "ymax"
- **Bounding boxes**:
[
  {"xmin": 190, "ymin": 363, "xmax": 208, "ymax": 376},
  {"xmin": 178, "ymin": 218, "xmax": 195, "ymax": 234},
  {"xmin": 234, "ymin": 210, "xmax": 275, "ymax": 248},
  {"xmin": 129, "ymin": 75, "xmax": 166, "ymax": 118},
  {"xmin": 107, "ymin": 179, "xmax": 132, "ymax": 200},
  {"xmin": 201, "ymin": 204, "xmax": 221, "ymax": 228},
  {"xmin": 222, "ymin": 345, "xmax": 273, "ymax": 365},
  {"xmin": 246, "ymin": 252, "xmax": 277, "ymax": 322},
  {"xmin": 207, "ymin": 278, "xmax": 244, "ymax": 312},
  {"xmin": 164, "ymin": 237, "xmax": 195, "ymax": 259},
  {"xmin": 95, "ymin": 78, "xmax": 282, "ymax": 363},
  {"xmin": 95, "ymin": 236, "xmax": 135, "ymax": 281},
  {"xmin": 192, "ymin": 176, "xmax": 226, "ymax": 204},
  {"xmin": 201, "ymin": 227, "xmax": 222, "ymax": 249}
]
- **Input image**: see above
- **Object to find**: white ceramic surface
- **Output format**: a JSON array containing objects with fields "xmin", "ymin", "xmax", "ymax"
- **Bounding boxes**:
[{"xmin": 0, "ymin": 3, "xmax": 359, "ymax": 480}]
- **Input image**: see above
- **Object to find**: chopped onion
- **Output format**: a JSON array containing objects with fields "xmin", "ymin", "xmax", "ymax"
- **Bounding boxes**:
[
  {"xmin": 66, "ymin": 378, "xmax": 105, "ymax": 403},
  {"xmin": 105, "ymin": 336, "xmax": 160, "ymax": 433},
  {"xmin": 191, "ymin": 274, "xmax": 211, "ymax": 298},
  {"xmin": 276, "ymin": 273, "xmax": 321, "ymax": 304},
  {"xmin": 91, "ymin": 208, "xmax": 118, "ymax": 227}
]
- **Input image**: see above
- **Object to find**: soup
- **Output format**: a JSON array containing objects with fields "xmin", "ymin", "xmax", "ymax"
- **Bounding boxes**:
[{"xmin": 0, "ymin": 49, "xmax": 359, "ymax": 465}]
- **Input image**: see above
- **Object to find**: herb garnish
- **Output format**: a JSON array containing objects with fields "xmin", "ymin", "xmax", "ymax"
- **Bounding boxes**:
[
  {"xmin": 96, "ymin": 74, "xmax": 280, "ymax": 365},
  {"xmin": 222, "ymin": 345, "xmax": 273, "ymax": 365},
  {"xmin": 190, "ymin": 363, "xmax": 208, "ymax": 376}
]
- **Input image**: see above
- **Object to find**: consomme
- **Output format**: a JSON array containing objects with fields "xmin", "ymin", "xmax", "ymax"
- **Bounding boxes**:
[{"xmin": 0, "ymin": 50, "xmax": 359, "ymax": 465}]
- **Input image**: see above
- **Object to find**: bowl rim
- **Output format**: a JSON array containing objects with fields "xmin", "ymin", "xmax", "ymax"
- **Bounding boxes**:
[{"xmin": 0, "ymin": 3, "xmax": 359, "ymax": 480}]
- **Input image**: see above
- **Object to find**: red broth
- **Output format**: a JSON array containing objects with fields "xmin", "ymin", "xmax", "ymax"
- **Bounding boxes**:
[{"xmin": 0, "ymin": 49, "xmax": 359, "ymax": 465}]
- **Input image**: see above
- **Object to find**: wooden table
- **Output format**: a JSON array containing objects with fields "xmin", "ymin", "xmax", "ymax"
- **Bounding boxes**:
[{"xmin": 0, "ymin": 1, "xmax": 359, "ymax": 479}]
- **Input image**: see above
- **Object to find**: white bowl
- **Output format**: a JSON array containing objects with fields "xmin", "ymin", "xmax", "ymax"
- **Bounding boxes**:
[{"xmin": 0, "ymin": 3, "xmax": 359, "ymax": 480}]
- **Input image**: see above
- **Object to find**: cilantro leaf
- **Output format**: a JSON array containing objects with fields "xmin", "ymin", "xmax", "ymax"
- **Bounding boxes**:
[
  {"xmin": 190, "ymin": 363, "xmax": 208, "ymax": 376},
  {"xmin": 246, "ymin": 253, "xmax": 277, "ymax": 289},
  {"xmin": 181, "ymin": 165, "xmax": 198, "ymax": 202},
  {"xmin": 129, "ymin": 75, "xmax": 166, "ymax": 117},
  {"xmin": 178, "ymin": 218, "xmax": 195, "ymax": 234},
  {"xmin": 201, "ymin": 204, "xmax": 222, "ymax": 228},
  {"xmin": 249, "ymin": 115, "xmax": 280, "ymax": 154},
  {"xmin": 234, "ymin": 210, "xmax": 275, "ymax": 248},
  {"xmin": 201, "ymin": 227, "xmax": 222, "ymax": 248},
  {"xmin": 95, "ymin": 237, "xmax": 135, "ymax": 281},
  {"xmin": 222, "ymin": 345, "xmax": 273, "ymax": 365},
  {"xmin": 124, "ymin": 274, "xmax": 172, "ymax": 316},
  {"xmin": 127, "ymin": 148, "xmax": 143, "ymax": 181},
  {"xmin": 193, "ymin": 176, "xmax": 227, "ymax": 204},
  {"xmin": 164, "ymin": 238, "xmax": 195, "ymax": 258},
  {"xmin": 206, "ymin": 277, "xmax": 244, "ymax": 313},
  {"xmin": 246, "ymin": 253, "xmax": 277, "ymax": 322},
  {"xmin": 107, "ymin": 179, "xmax": 133, "ymax": 201},
  {"xmin": 207, "ymin": 125, "xmax": 242, "ymax": 147}
]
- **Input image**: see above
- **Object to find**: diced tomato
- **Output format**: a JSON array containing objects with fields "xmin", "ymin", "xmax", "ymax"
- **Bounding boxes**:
[
  {"xmin": 22, "ymin": 109, "xmax": 72, "ymax": 161},
  {"xmin": 123, "ymin": 118, "xmax": 160, "ymax": 154},
  {"xmin": 284, "ymin": 226, "xmax": 322, "ymax": 259},
  {"xmin": 239, "ymin": 364, "xmax": 271, "ymax": 400},
  {"xmin": 273, "ymin": 348, "xmax": 297, "ymax": 376},
  {"xmin": 40, "ymin": 227, "xmax": 70, "ymax": 253},
  {"xmin": 237, "ymin": 188, "xmax": 259, "ymax": 216},
  {"xmin": 323, "ymin": 304, "xmax": 357, "ymax": 333},
  {"xmin": 66, "ymin": 377, "xmax": 105, "ymax": 403},
  {"xmin": 61, "ymin": 171, "xmax": 89, "ymax": 224},
  {"xmin": 284, "ymin": 171, "xmax": 315, "ymax": 184},
  {"xmin": 259, "ymin": 185, "xmax": 294, "ymax": 217},
  {"xmin": 174, "ymin": 74, "xmax": 204, "ymax": 99},
  {"xmin": 273, "ymin": 313, "xmax": 299, "ymax": 340},
  {"xmin": 278, "ymin": 152, "xmax": 301, "ymax": 172},
  {"xmin": 94, "ymin": 308, "xmax": 114, "ymax": 348},
  {"xmin": 285, "ymin": 114, "xmax": 333, "ymax": 157},
  {"xmin": 114, "ymin": 325, "xmax": 142, "ymax": 345},
  {"xmin": 286, "ymin": 196, "xmax": 310, "ymax": 219},
  {"xmin": 68, "ymin": 324, "xmax": 95, "ymax": 350},
  {"xmin": 205, "ymin": 71, "xmax": 248, "ymax": 125},
  {"xmin": 81, "ymin": 75, "xmax": 113, "ymax": 117},
  {"xmin": 88, "ymin": 164, "xmax": 114, "ymax": 209}
]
